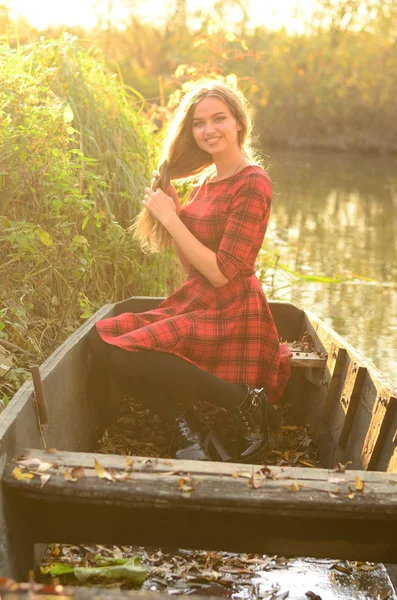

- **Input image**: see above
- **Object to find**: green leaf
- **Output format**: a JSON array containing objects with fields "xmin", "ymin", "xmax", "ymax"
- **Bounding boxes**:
[
  {"xmin": 40, "ymin": 562, "xmax": 75, "ymax": 576},
  {"xmin": 63, "ymin": 105, "xmax": 74, "ymax": 123},
  {"xmin": 36, "ymin": 230, "xmax": 53, "ymax": 247},
  {"xmin": 94, "ymin": 555, "xmax": 131, "ymax": 567},
  {"xmin": 74, "ymin": 560, "xmax": 147, "ymax": 585}
]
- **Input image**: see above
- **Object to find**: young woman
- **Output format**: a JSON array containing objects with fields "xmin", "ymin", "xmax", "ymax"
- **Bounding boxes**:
[{"xmin": 88, "ymin": 81, "xmax": 291, "ymax": 463}]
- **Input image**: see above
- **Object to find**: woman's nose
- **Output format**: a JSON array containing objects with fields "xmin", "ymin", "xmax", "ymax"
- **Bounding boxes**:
[{"xmin": 204, "ymin": 122, "xmax": 215, "ymax": 134}]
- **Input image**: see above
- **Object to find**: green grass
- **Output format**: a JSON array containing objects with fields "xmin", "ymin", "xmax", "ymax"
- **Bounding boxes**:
[{"xmin": 0, "ymin": 35, "xmax": 182, "ymax": 403}]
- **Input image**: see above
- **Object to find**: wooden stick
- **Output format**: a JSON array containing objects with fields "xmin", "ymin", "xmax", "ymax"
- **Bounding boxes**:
[{"xmin": 30, "ymin": 366, "xmax": 49, "ymax": 425}]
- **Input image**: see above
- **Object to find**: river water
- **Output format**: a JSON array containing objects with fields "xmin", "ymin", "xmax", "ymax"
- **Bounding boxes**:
[{"xmin": 260, "ymin": 148, "xmax": 397, "ymax": 382}]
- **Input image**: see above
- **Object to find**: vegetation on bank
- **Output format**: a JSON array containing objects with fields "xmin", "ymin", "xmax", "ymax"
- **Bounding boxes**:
[
  {"xmin": 2, "ymin": 0, "xmax": 396, "ymax": 152},
  {"xmin": 0, "ymin": 37, "xmax": 182, "ymax": 406}
]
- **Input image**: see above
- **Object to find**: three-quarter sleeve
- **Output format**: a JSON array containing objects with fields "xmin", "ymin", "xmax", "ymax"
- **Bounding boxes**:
[{"xmin": 216, "ymin": 172, "xmax": 272, "ymax": 281}]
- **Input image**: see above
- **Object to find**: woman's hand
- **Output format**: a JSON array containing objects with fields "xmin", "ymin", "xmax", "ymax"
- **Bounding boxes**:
[
  {"xmin": 142, "ymin": 187, "xmax": 177, "ymax": 228},
  {"xmin": 152, "ymin": 170, "xmax": 181, "ymax": 214}
]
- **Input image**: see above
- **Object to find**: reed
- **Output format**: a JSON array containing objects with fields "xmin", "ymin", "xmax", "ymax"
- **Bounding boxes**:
[{"xmin": 0, "ymin": 35, "xmax": 183, "ymax": 405}]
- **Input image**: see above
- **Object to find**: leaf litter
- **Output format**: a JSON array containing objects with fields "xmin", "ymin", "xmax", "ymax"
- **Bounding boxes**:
[{"xmin": 37, "ymin": 398, "xmax": 395, "ymax": 599}]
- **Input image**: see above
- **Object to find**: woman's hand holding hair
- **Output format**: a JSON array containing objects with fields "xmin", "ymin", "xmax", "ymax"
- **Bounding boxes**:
[
  {"xmin": 142, "ymin": 187, "xmax": 177, "ymax": 228},
  {"xmin": 152, "ymin": 170, "xmax": 182, "ymax": 215}
]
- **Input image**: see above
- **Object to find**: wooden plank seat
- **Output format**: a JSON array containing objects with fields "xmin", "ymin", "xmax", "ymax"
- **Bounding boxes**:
[
  {"xmin": 287, "ymin": 342, "xmax": 327, "ymax": 368},
  {"xmin": 4, "ymin": 449, "xmax": 397, "ymax": 564}
]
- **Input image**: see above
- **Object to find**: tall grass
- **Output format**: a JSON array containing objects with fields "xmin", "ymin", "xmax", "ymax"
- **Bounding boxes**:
[{"xmin": 0, "ymin": 35, "xmax": 182, "ymax": 406}]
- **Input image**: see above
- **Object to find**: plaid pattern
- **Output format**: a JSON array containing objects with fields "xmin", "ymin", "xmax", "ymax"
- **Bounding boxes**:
[{"xmin": 96, "ymin": 165, "xmax": 291, "ymax": 403}]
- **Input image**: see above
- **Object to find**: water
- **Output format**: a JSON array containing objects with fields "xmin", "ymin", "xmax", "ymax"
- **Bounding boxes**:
[{"xmin": 261, "ymin": 148, "xmax": 397, "ymax": 382}]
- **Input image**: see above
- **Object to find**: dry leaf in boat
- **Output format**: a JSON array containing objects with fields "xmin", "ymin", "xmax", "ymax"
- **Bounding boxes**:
[
  {"xmin": 329, "ymin": 487, "xmax": 340, "ymax": 498},
  {"xmin": 125, "ymin": 456, "xmax": 134, "ymax": 472},
  {"xmin": 354, "ymin": 475, "xmax": 365, "ymax": 493},
  {"xmin": 94, "ymin": 458, "xmax": 115, "ymax": 481},
  {"xmin": 330, "ymin": 562, "xmax": 352, "ymax": 575},
  {"xmin": 281, "ymin": 426, "xmax": 300, "ymax": 432},
  {"xmin": 347, "ymin": 485, "xmax": 355, "ymax": 499},
  {"xmin": 112, "ymin": 472, "xmax": 130, "ymax": 482},
  {"xmin": 18, "ymin": 458, "xmax": 54, "ymax": 473},
  {"xmin": 286, "ymin": 482, "xmax": 304, "ymax": 492},
  {"xmin": 40, "ymin": 474, "xmax": 51, "ymax": 488},
  {"xmin": 355, "ymin": 562, "xmax": 378, "ymax": 572},
  {"xmin": 299, "ymin": 461, "xmax": 316, "ymax": 468},
  {"xmin": 178, "ymin": 476, "xmax": 198, "ymax": 493},
  {"xmin": 45, "ymin": 448, "xmax": 58, "ymax": 454},
  {"xmin": 64, "ymin": 468, "xmax": 77, "ymax": 482},
  {"xmin": 12, "ymin": 467, "xmax": 34, "ymax": 481},
  {"xmin": 306, "ymin": 592, "xmax": 322, "ymax": 599},
  {"xmin": 232, "ymin": 472, "xmax": 239, "ymax": 479},
  {"xmin": 333, "ymin": 461, "xmax": 352, "ymax": 473},
  {"xmin": 328, "ymin": 477, "xmax": 347, "ymax": 484},
  {"xmin": 70, "ymin": 466, "xmax": 85, "ymax": 480}
]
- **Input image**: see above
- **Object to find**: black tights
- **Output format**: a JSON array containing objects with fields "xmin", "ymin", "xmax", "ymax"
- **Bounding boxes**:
[{"xmin": 87, "ymin": 326, "xmax": 247, "ymax": 423}]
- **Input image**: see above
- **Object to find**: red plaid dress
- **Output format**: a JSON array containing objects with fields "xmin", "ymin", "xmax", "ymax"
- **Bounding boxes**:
[{"xmin": 96, "ymin": 165, "xmax": 291, "ymax": 403}]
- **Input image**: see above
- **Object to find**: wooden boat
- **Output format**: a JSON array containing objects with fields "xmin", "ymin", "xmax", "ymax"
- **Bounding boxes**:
[{"xmin": 0, "ymin": 297, "xmax": 396, "ymax": 584}]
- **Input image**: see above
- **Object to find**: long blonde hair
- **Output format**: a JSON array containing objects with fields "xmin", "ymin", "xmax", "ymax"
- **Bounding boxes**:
[{"xmin": 134, "ymin": 81, "xmax": 256, "ymax": 252}]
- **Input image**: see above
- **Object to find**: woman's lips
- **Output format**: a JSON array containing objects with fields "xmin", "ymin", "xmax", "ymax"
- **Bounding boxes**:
[{"xmin": 205, "ymin": 137, "xmax": 221, "ymax": 146}]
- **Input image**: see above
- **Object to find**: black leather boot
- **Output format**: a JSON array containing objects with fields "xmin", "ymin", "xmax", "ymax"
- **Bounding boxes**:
[
  {"xmin": 174, "ymin": 414, "xmax": 211, "ymax": 461},
  {"xmin": 233, "ymin": 386, "xmax": 280, "ymax": 463}
]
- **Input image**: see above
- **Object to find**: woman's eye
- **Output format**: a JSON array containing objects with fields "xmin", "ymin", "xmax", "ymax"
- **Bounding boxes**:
[{"xmin": 215, "ymin": 116, "xmax": 226, "ymax": 122}]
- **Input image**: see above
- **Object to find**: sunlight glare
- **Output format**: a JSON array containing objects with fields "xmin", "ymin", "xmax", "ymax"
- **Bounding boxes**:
[{"xmin": 4, "ymin": 0, "xmax": 316, "ymax": 32}]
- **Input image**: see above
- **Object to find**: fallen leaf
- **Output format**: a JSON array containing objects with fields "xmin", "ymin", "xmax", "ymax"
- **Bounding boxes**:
[
  {"xmin": 45, "ymin": 448, "xmax": 58, "ymax": 454},
  {"xmin": 112, "ymin": 472, "xmax": 130, "ymax": 482},
  {"xmin": 306, "ymin": 592, "xmax": 322, "ymax": 599},
  {"xmin": 330, "ymin": 562, "xmax": 352, "ymax": 574},
  {"xmin": 355, "ymin": 562, "xmax": 378, "ymax": 572},
  {"xmin": 40, "ymin": 474, "xmax": 51, "ymax": 488},
  {"xmin": 328, "ymin": 477, "xmax": 347, "ymax": 484},
  {"xmin": 71, "ymin": 466, "xmax": 85, "ymax": 480},
  {"xmin": 354, "ymin": 474, "xmax": 365, "ymax": 493},
  {"xmin": 37, "ymin": 461, "xmax": 54, "ymax": 473},
  {"xmin": 12, "ymin": 467, "xmax": 34, "ymax": 481},
  {"xmin": 64, "ymin": 468, "xmax": 77, "ymax": 482},
  {"xmin": 17, "ymin": 458, "xmax": 54, "ymax": 473},
  {"xmin": 178, "ymin": 476, "xmax": 199, "ymax": 493},
  {"xmin": 94, "ymin": 458, "xmax": 115, "ymax": 481},
  {"xmin": 231, "ymin": 472, "xmax": 239, "ymax": 479},
  {"xmin": 17, "ymin": 458, "xmax": 42, "ymax": 469},
  {"xmin": 285, "ymin": 482, "xmax": 304, "ymax": 492},
  {"xmin": 347, "ymin": 492, "xmax": 355, "ymax": 500},
  {"xmin": 281, "ymin": 426, "xmax": 300, "ymax": 431},
  {"xmin": 40, "ymin": 563, "xmax": 75, "ymax": 576},
  {"xmin": 333, "ymin": 461, "xmax": 352, "ymax": 473},
  {"xmin": 125, "ymin": 456, "xmax": 134, "ymax": 471},
  {"xmin": 299, "ymin": 460, "xmax": 316, "ymax": 468},
  {"xmin": 74, "ymin": 560, "xmax": 148, "ymax": 584},
  {"xmin": 329, "ymin": 486, "xmax": 340, "ymax": 498}
]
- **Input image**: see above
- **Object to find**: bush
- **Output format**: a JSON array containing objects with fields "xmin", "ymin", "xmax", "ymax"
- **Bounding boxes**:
[{"xmin": 0, "ymin": 35, "xmax": 181, "ymax": 402}]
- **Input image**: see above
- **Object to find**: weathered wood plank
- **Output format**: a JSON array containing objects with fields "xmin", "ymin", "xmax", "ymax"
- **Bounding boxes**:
[
  {"xmin": 3, "ymin": 450, "xmax": 397, "ymax": 562},
  {"xmin": 364, "ymin": 391, "xmax": 397, "ymax": 470},
  {"xmin": 288, "ymin": 345, "xmax": 327, "ymax": 369},
  {"xmin": 323, "ymin": 344, "xmax": 348, "ymax": 422},
  {"xmin": 301, "ymin": 311, "xmax": 397, "ymax": 470},
  {"xmin": 338, "ymin": 361, "xmax": 367, "ymax": 448},
  {"xmin": 10, "ymin": 448, "xmax": 397, "ymax": 484},
  {"xmin": 5, "ymin": 449, "xmax": 397, "ymax": 513}
]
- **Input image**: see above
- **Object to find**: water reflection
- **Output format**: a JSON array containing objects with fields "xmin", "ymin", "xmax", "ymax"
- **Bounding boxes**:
[{"xmin": 262, "ymin": 148, "xmax": 397, "ymax": 381}]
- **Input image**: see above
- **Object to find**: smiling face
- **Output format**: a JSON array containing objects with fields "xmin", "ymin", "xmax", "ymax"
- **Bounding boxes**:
[{"xmin": 191, "ymin": 96, "xmax": 242, "ymax": 157}]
